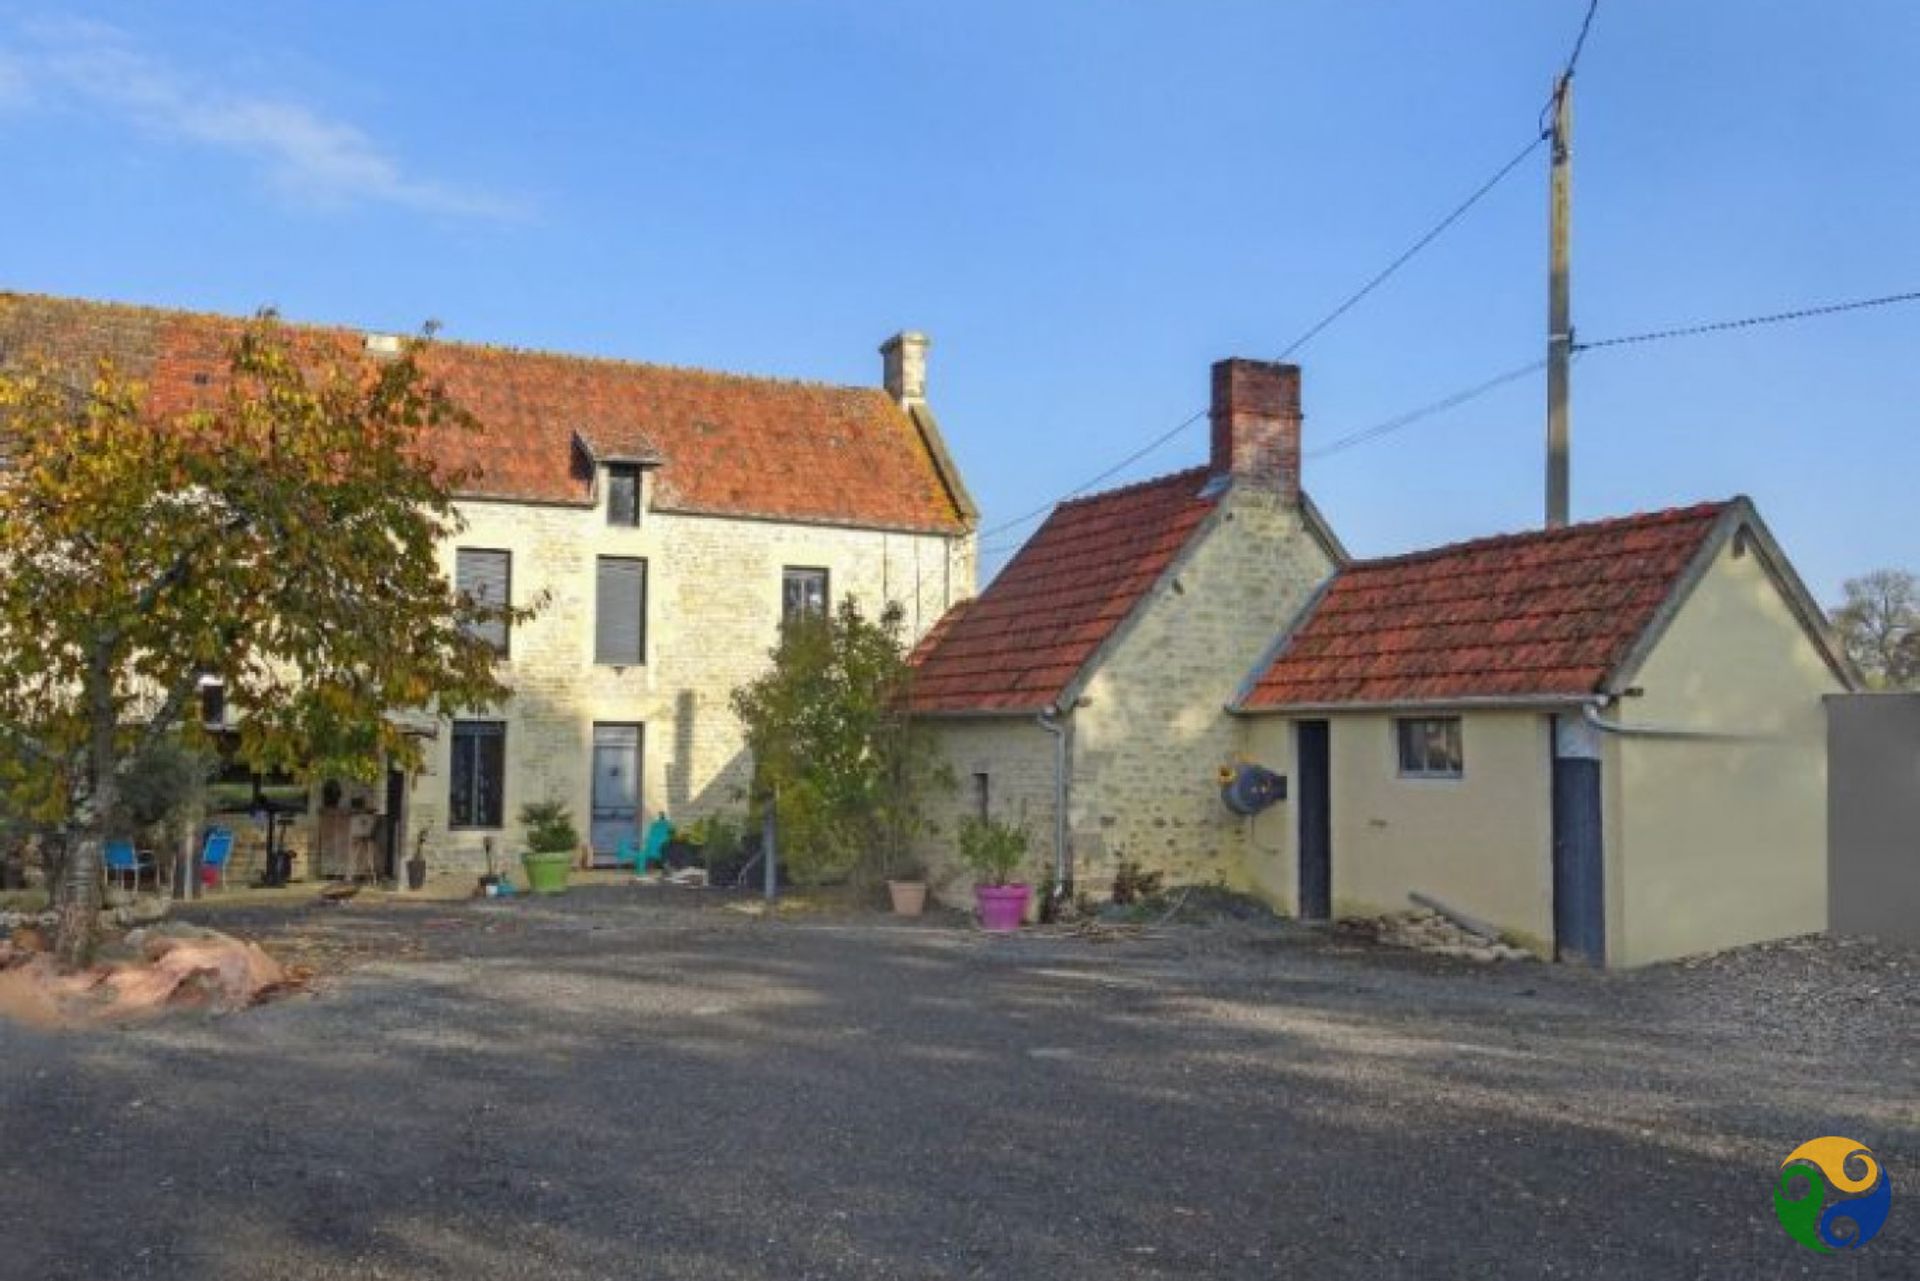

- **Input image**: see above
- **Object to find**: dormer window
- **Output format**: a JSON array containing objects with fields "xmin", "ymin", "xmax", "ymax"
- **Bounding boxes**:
[{"xmin": 607, "ymin": 464, "xmax": 641, "ymax": 527}]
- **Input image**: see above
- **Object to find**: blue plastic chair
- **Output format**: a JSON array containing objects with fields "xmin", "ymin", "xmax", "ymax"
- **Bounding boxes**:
[
  {"xmin": 103, "ymin": 839, "xmax": 147, "ymax": 894},
  {"xmin": 200, "ymin": 827, "xmax": 235, "ymax": 892}
]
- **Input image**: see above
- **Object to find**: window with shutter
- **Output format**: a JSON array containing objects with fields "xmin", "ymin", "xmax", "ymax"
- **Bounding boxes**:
[
  {"xmin": 607, "ymin": 465, "xmax": 640, "ymax": 527},
  {"xmin": 450, "ymin": 721, "xmax": 506, "ymax": 828},
  {"xmin": 455, "ymin": 548, "xmax": 512, "ymax": 657},
  {"xmin": 595, "ymin": 557, "xmax": 648, "ymax": 666}
]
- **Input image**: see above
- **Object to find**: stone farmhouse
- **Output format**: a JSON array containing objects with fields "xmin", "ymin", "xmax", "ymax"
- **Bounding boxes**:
[{"xmin": 0, "ymin": 293, "xmax": 976, "ymax": 883}]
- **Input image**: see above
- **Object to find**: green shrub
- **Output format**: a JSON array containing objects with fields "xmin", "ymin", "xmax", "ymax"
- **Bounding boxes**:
[
  {"xmin": 518, "ymin": 800, "xmax": 580, "ymax": 856},
  {"xmin": 958, "ymin": 814, "xmax": 1030, "ymax": 888},
  {"xmin": 729, "ymin": 598, "xmax": 951, "ymax": 886}
]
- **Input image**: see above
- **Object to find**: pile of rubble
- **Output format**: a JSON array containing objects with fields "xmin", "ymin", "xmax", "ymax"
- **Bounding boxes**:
[
  {"xmin": 1367, "ymin": 906, "xmax": 1537, "ymax": 963},
  {"xmin": 0, "ymin": 921, "xmax": 290, "ymax": 1028}
]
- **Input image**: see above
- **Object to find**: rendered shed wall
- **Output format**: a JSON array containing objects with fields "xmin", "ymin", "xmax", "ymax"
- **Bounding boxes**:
[
  {"xmin": 1245, "ymin": 711, "xmax": 1556, "ymax": 942},
  {"xmin": 1609, "ymin": 538, "xmax": 1841, "ymax": 966},
  {"xmin": 1827, "ymin": 693, "xmax": 1920, "ymax": 943}
]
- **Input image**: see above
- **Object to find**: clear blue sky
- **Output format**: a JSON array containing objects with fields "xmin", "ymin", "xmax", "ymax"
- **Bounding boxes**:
[{"xmin": 1, "ymin": 2, "xmax": 1914, "ymax": 601}]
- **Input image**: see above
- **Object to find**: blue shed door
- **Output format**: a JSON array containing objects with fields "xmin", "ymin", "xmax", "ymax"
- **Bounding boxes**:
[
  {"xmin": 1296, "ymin": 720, "xmax": 1332, "ymax": 921},
  {"xmin": 1551, "ymin": 715, "xmax": 1605, "ymax": 964}
]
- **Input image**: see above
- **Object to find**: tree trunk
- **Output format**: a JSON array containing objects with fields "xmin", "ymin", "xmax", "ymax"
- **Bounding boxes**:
[
  {"xmin": 54, "ymin": 672, "xmax": 118, "ymax": 967},
  {"xmin": 54, "ymin": 827, "xmax": 104, "ymax": 967}
]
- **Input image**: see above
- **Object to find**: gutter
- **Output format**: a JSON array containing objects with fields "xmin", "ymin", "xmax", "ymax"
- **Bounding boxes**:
[{"xmin": 1036, "ymin": 708, "xmax": 1072, "ymax": 904}]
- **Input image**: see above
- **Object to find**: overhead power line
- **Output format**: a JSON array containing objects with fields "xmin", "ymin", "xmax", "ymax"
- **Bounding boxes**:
[
  {"xmin": 1272, "ymin": 133, "xmax": 1546, "ymax": 362},
  {"xmin": 1304, "ymin": 359, "xmax": 1547, "ymax": 461},
  {"xmin": 1563, "ymin": 0, "xmax": 1601, "ymax": 80},
  {"xmin": 1575, "ymin": 290, "xmax": 1920, "ymax": 352},
  {"xmin": 973, "ymin": 133, "xmax": 1546, "ymax": 545}
]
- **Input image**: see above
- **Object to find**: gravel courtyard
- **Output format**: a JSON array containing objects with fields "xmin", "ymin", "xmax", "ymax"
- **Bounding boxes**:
[{"xmin": 1, "ymin": 888, "xmax": 1914, "ymax": 1280}]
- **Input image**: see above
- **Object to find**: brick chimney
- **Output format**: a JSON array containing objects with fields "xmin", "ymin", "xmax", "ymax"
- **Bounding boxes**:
[
  {"xmin": 880, "ymin": 331, "xmax": 930, "ymax": 404},
  {"xmin": 1210, "ymin": 358, "xmax": 1301, "ymax": 504}
]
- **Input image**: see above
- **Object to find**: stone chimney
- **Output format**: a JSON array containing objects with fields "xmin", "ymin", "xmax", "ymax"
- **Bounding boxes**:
[
  {"xmin": 1210, "ymin": 358, "xmax": 1301, "ymax": 504},
  {"xmin": 880, "ymin": 331, "xmax": 930, "ymax": 404}
]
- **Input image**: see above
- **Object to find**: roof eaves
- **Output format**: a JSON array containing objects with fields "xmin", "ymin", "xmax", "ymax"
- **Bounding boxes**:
[
  {"xmin": 1603, "ymin": 497, "xmax": 1861, "ymax": 694},
  {"xmin": 1233, "ymin": 693, "xmax": 1593, "ymax": 717},
  {"xmin": 905, "ymin": 400, "xmax": 979, "ymax": 528},
  {"xmin": 573, "ymin": 428, "xmax": 665, "ymax": 468},
  {"xmin": 650, "ymin": 500, "xmax": 967, "ymax": 538},
  {"xmin": 1299, "ymin": 491, "xmax": 1350, "ymax": 565}
]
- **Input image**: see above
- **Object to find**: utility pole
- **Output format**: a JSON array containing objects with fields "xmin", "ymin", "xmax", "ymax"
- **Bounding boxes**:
[{"xmin": 1545, "ymin": 74, "xmax": 1573, "ymax": 529}]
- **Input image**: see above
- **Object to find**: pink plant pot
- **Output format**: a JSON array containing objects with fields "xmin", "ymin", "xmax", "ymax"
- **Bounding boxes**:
[{"xmin": 975, "ymin": 883, "xmax": 1031, "ymax": 933}]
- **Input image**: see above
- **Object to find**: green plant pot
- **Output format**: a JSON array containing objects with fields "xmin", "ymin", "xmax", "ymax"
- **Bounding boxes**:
[{"xmin": 521, "ymin": 851, "xmax": 573, "ymax": 895}]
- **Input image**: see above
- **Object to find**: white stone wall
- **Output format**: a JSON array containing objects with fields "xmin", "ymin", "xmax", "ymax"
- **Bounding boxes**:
[
  {"xmin": 912, "ymin": 715, "xmax": 1059, "ymax": 904},
  {"xmin": 1066, "ymin": 490, "xmax": 1334, "ymax": 895},
  {"xmin": 408, "ymin": 480, "xmax": 973, "ymax": 883}
]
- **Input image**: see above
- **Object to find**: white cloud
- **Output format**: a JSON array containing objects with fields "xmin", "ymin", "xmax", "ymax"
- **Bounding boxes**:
[{"xmin": 3, "ymin": 18, "xmax": 526, "ymax": 221}]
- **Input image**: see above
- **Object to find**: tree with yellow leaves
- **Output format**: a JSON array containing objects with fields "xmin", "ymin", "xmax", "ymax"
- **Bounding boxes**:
[{"xmin": 0, "ymin": 315, "xmax": 531, "ymax": 964}]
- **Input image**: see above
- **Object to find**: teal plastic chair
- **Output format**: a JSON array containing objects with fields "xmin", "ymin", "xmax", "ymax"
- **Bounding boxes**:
[{"xmin": 617, "ymin": 817, "xmax": 673, "ymax": 875}]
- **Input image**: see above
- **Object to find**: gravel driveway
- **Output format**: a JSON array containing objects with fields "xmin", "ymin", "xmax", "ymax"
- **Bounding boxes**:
[{"xmin": 1, "ymin": 887, "xmax": 1914, "ymax": 1279}]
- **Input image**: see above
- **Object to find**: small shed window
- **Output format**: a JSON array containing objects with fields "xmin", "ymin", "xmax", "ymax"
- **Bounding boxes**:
[
  {"xmin": 595, "ymin": 556, "xmax": 648, "ymax": 666},
  {"xmin": 455, "ymin": 548, "xmax": 512, "ymax": 657},
  {"xmin": 1395, "ymin": 717, "xmax": 1464, "ymax": 779},
  {"xmin": 607, "ymin": 465, "xmax": 641, "ymax": 527},
  {"xmin": 782, "ymin": 567, "xmax": 830, "ymax": 627},
  {"xmin": 450, "ymin": 721, "xmax": 506, "ymax": 829},
  {"xmin": 972, "ymin": 772, "xmax": 990, "ymax": 821}
]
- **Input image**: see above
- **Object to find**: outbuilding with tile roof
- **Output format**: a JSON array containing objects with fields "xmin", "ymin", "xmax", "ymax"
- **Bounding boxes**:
[{"xmin": 1232, "ymin": 498, "xmax": 1856, "ymax": 966}]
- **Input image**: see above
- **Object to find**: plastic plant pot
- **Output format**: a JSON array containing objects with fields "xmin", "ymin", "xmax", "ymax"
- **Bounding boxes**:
[
  {"xmin": 975, "ymin": 883, "xmax": 1031, "ymax": 933},
  {"xmin": 888, "ymin": 881, "xmax": 928, "ymax": 917},
  {"xmin": 521, "ymin": 851, "xmax": 573, "ymax": 895}
]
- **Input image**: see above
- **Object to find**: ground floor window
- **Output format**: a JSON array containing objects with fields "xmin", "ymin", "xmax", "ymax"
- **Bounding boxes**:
[
  {"xmin": 1395, "ymin": 716, "xmax": 1464, "ymax": 779},
  {"xmin": 450, "ymin": 721, "xmax": 506, "ymax": 828}
]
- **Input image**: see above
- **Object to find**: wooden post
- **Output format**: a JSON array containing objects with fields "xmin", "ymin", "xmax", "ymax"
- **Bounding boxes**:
[
  {"xmin": 762, "ymin": 796, "xmax": 778, "ymax": 904},
  {"xmin": 1546, "ymin": 74, "xmax": 1573, "ymax": 529}
]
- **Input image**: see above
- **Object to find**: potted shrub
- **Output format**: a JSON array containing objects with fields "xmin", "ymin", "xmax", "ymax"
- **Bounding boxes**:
[
  {"xmin": 886, "ymin": 856, "xmax": 929, "ymax": 918},
  {"xmin": 959, "ymin": 814, "xmax": 1031, "ymax": 932},
  {"xmin": 519, "ymin": 799, "xmax": 579, "ymax": 895}
]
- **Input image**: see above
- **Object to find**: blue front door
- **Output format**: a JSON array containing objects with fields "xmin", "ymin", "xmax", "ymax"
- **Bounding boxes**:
[{"xmin": 591, "ymin": 724, "xmax": 642, "ymax": 856}]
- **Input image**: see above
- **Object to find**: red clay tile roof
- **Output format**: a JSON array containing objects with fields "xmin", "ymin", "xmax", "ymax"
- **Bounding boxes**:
[
  {"xmin": 1240, "ymin": 502, "xmax": 1732, "ymax": 709},
  {"xmin": 0, "ymin": 292, "xmax": 969, "ymax": 534},
  {"xmin": 908, "ymin": 467, "xmax": 1219, "ymax": 713}
]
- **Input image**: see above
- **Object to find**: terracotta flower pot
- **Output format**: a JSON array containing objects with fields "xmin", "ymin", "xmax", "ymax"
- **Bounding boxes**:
[
  {"xmin": 888, "ymin": 880, "xmax": 928, "ymax": 917},
  {"xmin": 975, "ymin": 883, "xmax": 1031, "ymax": 933}
]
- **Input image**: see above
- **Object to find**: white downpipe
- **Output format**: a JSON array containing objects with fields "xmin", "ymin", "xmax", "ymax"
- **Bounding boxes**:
[{"xmin": 1580, "ymin": 700, "xmax": 1751, "ymax": 742}]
